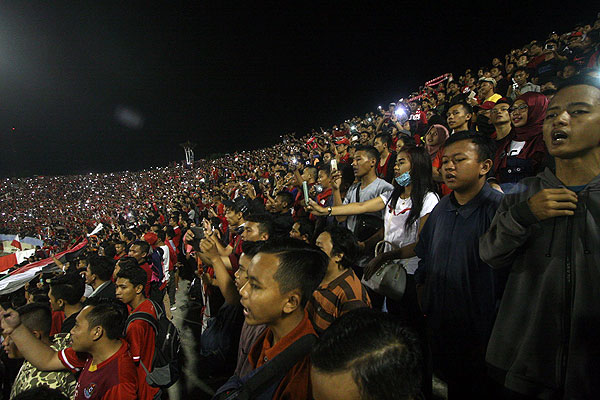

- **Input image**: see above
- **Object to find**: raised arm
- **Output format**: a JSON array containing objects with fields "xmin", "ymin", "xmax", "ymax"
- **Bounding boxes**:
[
  {"xmin": 200, "ymin": 238, "xmax": 240, "ymax": 305},
  {"xmin": 307, "ymin": 197, "xmax": 385, "ymax": 217},
  {"xmin": 1, "ymin": 309, "xmax": 65, "ymax": 371}
]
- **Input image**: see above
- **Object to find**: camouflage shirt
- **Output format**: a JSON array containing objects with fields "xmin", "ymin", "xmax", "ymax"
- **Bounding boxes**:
[{"xmin": 10, "ymin": 334, "xmax": 77, "ymax": 400}]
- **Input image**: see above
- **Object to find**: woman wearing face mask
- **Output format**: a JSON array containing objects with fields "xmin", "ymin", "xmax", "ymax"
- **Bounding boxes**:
[
  {"xmin": 306, "ymin": 145, "xmax": 439, "ymax": 314},
  {"xmin": 494, "ymin": 92, "xmax": 549, "ymax": 191}
]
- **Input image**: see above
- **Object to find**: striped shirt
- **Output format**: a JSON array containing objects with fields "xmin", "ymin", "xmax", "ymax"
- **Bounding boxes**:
[{"xmin": 307, "ymin": 268, "xmax": 371, "ymax": 335}]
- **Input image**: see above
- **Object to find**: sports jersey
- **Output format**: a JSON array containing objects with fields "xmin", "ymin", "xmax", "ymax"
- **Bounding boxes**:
[
  {"xmin": 58, "ymin": 340, "xmax": 137, "ymax": 400},
  {"xmin": 126, "ymin": 299, "xmax": 160, "ymax": 400}
]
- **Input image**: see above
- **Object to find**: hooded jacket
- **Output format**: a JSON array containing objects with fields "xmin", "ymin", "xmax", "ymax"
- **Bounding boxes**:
[{"xmin": 480, "ymin": 168, "xmax": 600, "ymax": 398}]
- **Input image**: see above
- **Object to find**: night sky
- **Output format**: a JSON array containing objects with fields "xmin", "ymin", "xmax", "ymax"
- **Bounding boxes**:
[{"xmin": 0, "ymin": 2, "xmax": 590, "ymax": 177}]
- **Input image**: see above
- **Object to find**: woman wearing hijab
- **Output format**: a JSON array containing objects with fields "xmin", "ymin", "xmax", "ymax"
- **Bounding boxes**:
[{"xmin": 494, "ymin": 92, "xmax": 549, "ymax": 191}]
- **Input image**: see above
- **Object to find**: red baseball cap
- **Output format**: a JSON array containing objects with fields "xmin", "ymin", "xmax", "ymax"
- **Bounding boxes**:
[{"xmin": 335, "ymin": 138, "xmax": 350, "ymax": 145}]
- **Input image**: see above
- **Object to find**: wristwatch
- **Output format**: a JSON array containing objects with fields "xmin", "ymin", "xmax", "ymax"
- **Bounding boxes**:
[{"xmin": 327, "ymin": 206, "xmax": 332, "ymax": 216}]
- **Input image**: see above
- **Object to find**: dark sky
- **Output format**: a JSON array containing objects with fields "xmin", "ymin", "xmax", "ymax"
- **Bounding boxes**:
[{"xmin": 0, "ymin": 2, "xmax": 590, "ymax": 177}]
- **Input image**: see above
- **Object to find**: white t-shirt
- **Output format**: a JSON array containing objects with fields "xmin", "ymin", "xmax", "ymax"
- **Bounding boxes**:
[
  {"xmin": 160, "ymin": 244, "xmax": 170, "ymax": 282},
  {"xmin": 378, "ymin": 191, "xmax": 439, "ymax": 274}
]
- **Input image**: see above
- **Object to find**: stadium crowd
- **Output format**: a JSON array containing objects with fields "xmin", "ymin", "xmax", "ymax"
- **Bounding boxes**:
[{"xmin": 1, "ymin": 15, "xmax": 600, "ymax": 400}]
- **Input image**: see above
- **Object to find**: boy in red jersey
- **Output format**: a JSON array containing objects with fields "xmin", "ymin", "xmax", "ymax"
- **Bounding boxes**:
[{"xmin": 115, "ymin": 265, "xmax": 160, "ymax": 400}]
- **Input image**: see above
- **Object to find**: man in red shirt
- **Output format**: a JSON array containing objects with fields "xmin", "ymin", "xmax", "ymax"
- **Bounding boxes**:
[
  {"xmin": 221, "ymin": 238, "xmax": 328, "ymax": 399},
  {"xmin": 127, "ymin": 240, "xmax": 153, "ymax": 298},
  {"xmin": 373, "ymin": 133, "xmax": 397, "ymax": 184},
  {"xmin": 1, "ymin": 298, "xmax": 138, "ymax": 400},
  {"xmin": 115, "ymin": 265, "xmax": 159, "ymax": 400},
  {"xmin": 334, "ymin": 138, "xmax": 351, "ymax": 164},
  {"xmin": 114, "ymin": 241, "xmax": 127, "ymax": 260},
  {"xmin": 168, "ymin": 215, "xmax": 182, "ymax": 248}
]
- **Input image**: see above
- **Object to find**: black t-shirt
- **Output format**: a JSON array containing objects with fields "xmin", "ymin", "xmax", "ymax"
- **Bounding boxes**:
[
  {"xmin": 270, "ymin": 212, "xmax": 294, "ymax": 238},
  {"xmin": 60, "ymin": 310, "xmax": 80, "ymax": 334},
  {"xmin": 536, "ymin": 58, "xmax": 562, "ymax": 84}
]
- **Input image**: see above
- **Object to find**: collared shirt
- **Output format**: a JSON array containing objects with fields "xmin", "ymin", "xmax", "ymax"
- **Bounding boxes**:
[
  {"xmin": 415, "ymin": 183, "xmax": 505, "ymax": 341},
  {"xmin": 234, "ymin": 322, "xmax": 267, "ymax": 378},
  {"xmin": 58, "ymin": 340, "xmax": 138, "ymax": 400},
  {"xmin": 60, "ymin": 310, "xmax": 80, "ymax": 335},
  {"xmin": 247, "ymin": 311, "xmax": 316, "ymax": 400},
  {"xmin": 88, "ymin": 281, "xmax": 114, "ymax": 299}
]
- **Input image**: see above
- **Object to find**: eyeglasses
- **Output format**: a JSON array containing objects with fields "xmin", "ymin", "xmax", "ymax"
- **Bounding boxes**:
[{"xmin": 509, "ymin": 105, "xmax": 529, "ymax": 113}]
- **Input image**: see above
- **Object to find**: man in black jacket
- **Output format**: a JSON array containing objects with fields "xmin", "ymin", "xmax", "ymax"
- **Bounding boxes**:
[
  {"xmin": 480, "ymin": 76, "xmax": 600, "ymax": 399},
  {"xmin": 84, "ymin": 255, "xmax": 116, "ymax": 302}
]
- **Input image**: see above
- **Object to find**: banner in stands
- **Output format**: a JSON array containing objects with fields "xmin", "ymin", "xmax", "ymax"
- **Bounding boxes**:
[
  {"xmin": 0, "ymin": 234, "xmax": 44, "ymax": 248},
  {"xmin": 0, "ymin": 249, "xmax": 37, "ymax": 272},
  {"xmin": 0, "ymin": 239, "xmax": 87, "ymax": 296}
]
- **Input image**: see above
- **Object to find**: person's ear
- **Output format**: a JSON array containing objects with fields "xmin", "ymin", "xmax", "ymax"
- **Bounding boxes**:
[
  {"xmin": 480, "ymin": 159, "xmax": 493, "ymax": 176},
  {"xmin": 466, "ymin": 113, "xmax": 473, "ymax": 121},
  {"xmin": 32, "ymin": 330, "xmax": 43, "ymax": 340},
  {"xmin": 282, "ymin": 291, "xmax": 301, "ymax": 315},
  {"xmin": 92, "ymin": 325, "xmax": 103, "ymax": 341},
  {"xmin": 135, "ymin": 284, "xmax": 144, "ymax": 295},
  {"xmin": 332, "ymin": 252, "xmax": 344, "ymax": 266}
]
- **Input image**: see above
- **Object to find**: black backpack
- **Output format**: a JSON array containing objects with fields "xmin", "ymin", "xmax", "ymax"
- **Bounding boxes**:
[{"xmin": 125, "ymin": 299, "xmax": 181, "ymax": 388}]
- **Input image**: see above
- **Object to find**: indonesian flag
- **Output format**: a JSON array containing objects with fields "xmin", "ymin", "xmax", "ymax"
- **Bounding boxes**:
[
  {"xmin": 0, "ymin": 239, "xmax": 87, "ymax": 295},
  {"xmin": 11, "ymin": 235, "xmax": 22, "ymax": 250}
]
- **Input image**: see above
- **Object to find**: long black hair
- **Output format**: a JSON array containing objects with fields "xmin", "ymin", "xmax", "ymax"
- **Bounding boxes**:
[{"xmin": 386, "ymin": 145, "xmax": 436, "ymax": 229}]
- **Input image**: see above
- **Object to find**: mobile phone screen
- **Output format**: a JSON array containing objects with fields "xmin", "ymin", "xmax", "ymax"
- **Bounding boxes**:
[
  {"xmin": 330, "ymin": 159, "xmax": 337, "ymax": 171},
  {"xmin": 302, "ymin": 181, "xmax": 310, "ymax": 205}
]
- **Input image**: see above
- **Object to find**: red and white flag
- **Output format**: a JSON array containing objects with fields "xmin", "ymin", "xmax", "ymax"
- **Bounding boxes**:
[
  {"xmin": 11, "ymin": 235, "xmax": 22, "ymax": 250},
  {"xmin": 0, "ymin": 239, "xmax": 88, "ymax": 295},
  {"xmin": 0, "ymin": 249, "xmax": 36, "ymax": 272}
]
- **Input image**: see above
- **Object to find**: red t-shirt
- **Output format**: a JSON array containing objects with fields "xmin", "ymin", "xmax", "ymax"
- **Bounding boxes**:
[
  {"xmin": 172, "ymin": 226, "xmax": 182, "ymax": 248},
  {"xmin": 58, "ymin": 340, "xmax": 137, "ymax": 400},
  {"xmin": 50, "ymin": 311, "xmax": 65, "ymax": 336},
  {"xmin": 433, "ymin": 149, "xmax": 452, "ymax": 196},
  {"xmin": 376, "ymin": 152, "xmax": 393, "ymax": 179},
  {"xmin": 126, "ymin": 299, "xmax": 159, "ymax": 400}
]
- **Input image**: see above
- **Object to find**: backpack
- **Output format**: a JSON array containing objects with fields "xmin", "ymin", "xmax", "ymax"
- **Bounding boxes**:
[
  {"xmin": 149, "ymin": 247, "xmax": 165, "ymax": 282},
  {"xmin": 212, "ymin": 334, "xmax": 317, "ymax": 400},
  {"xmin": 125, "ymin": 299, "xmax": 181, "ymax": 388}
]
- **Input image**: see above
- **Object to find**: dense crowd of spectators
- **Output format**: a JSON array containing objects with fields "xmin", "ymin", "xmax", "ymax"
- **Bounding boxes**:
[{"xmin": 1, "ymin": 15, "xmax": 600, "ymax": 400}]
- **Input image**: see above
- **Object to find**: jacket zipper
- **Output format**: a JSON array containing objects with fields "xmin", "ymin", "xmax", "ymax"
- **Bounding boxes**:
[{"xmin": 560, "ymin": 215, "xmax": 574, "ymax": 389}]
